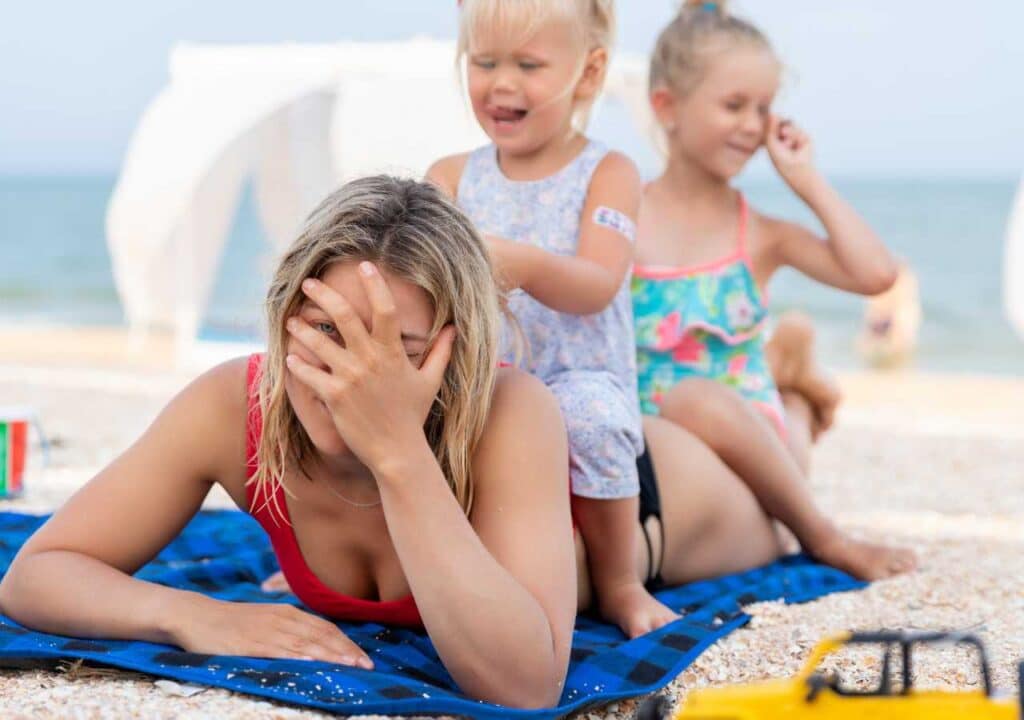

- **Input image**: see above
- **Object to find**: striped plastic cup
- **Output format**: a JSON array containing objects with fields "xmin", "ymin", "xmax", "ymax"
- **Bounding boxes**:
[{"xmin": 0, "ymin": 407, "xmax": 35, "ymax": 499}]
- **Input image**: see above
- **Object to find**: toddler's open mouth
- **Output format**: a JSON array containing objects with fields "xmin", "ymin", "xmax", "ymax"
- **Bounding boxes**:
[{"xmin": 488, "ymin": 105, "xmax": 529, "ymax": 126}]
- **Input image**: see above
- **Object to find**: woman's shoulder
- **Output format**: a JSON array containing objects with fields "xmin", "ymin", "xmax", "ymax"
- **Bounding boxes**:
[
  {"xmin": 156, "ymin": 356, "xmax": 253, "ymax": 500},
  {"xmin": 491, "ymin": 366, "xmax": 560, "ymax": 417},
  {"xmin": 470, "ymin": 368, "xmax": 569, "ymax": 507},
  {"xmin": 474, "ymin": 368, "xmax": 565, "ymax": 470},
  {"xmin": 190, "ymin": 356, "xmax": 252, "ymax": 414}
]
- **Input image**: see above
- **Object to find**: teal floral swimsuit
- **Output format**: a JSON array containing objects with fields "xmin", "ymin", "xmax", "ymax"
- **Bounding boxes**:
[{"xmin": 631, "ymin": 195, "xmax": 786, "ymax": 435}]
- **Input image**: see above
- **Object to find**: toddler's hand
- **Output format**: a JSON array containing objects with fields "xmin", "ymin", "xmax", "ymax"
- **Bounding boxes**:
[
  {"xmin": 485, "ymin": 235, "xmax": 531, "ymax": 292},
  {"xmin": 766, "ymin": 115, "xmax": 818, "ymax": 192}
]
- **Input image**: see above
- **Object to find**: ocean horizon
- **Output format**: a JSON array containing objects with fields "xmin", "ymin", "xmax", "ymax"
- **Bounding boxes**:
[{"xmin": 1, "ymin": 172, "xmax": 1021, "ymax": 376}]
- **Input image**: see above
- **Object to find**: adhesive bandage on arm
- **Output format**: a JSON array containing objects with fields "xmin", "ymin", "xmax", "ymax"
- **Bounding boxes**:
[{"xmin": 593, "ymin": 206, "xmax": 637, "ymax": 243}]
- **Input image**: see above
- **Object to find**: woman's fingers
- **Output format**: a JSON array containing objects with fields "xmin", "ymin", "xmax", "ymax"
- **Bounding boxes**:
[
  {"xmin": 283, "ymin": 612, "xmax": 374, "ymax": 668},
  {"xmin": 307, "ymin": 617, "xmax": 375, "ymax": 669},
  {"xmin": 264, "ymin": 639, "xmax": 358, "ymax": 666},
  {"xmin": 285, "ymin": 352, "xmax": 338, "ymax": 400},
  {"xmin": 357, "ymin": 262, "xmax": 402, "ymax": 343},
  {"xmin": 301, "ymin": 278, "xmax": 372, "ymax": 356},
  {"xmin": 251, "ymin": 607, "xmax": 373, "ymax": 668},
  {"xmin": 287, "ymin": 317, "xmax": 346, "ymax": 369},
  {"xmin": 419, "ymin": 325, "xmax": 456, "ymax": 391}
]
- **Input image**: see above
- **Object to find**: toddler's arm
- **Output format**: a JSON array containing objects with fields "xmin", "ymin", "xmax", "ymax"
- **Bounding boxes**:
[
  {"xmin": 425, "ymin": 153, "xmax": 468, "ymax": 199},
  {"xmin": 513, "ymin": 151, "xmax": 640, "ymax": 315}
]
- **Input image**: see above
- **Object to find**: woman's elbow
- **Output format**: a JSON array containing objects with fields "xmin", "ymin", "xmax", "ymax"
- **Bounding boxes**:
[
  {"xmin": 506, "ymin": 689, "xmax": 562, "ymax": 710},
  {"xmin": 488, "ymin": 669, "xmax": 564, "ymax": 709},
  {"xmin": 466, "ymin": 634, "xmax": 567, "ymax": 709},
  {"xmin": 0, "ymin": 558, "xmax": 30, "ymax": 617},
  {"xmin": 0, "ymin": 575, "xmax": 11, "ymax": 615}
]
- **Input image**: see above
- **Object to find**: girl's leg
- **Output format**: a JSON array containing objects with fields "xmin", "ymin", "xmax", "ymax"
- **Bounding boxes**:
[
  {"xmin": 766, "ymin": 311, "xmax": 841, "ymax": 441},
  {"xmin": 573, "ymin": 495, "xmax": 679, "ymax": 637},
  {"xmin": 554, "ymin": 372, "xmax": 677, "ymax": 639},
  {"xmin": 657, "ymin": 379, "xmax": 915, "ymax": 580},
  {"xmin": 780, "ymin": 390, "xmax": 815, "ymax": 476}
]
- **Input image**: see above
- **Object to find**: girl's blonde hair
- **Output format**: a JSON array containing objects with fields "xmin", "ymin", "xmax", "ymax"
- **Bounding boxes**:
[
  {"xmin": 456, "ymin": 0, "xmax": 616, "ymax": 130},
  {"xmin": 650, "ymin": 1, "xmax": 775, "ymax": 96},
  {"xmin": 252, "ymin": 176, "xmax": 501, "ymax": 520}
]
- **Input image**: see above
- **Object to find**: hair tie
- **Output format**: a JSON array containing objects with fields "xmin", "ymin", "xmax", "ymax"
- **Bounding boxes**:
[{"xmin": 702, "ymin": 1, "xmax": 718, "ymax": 11}]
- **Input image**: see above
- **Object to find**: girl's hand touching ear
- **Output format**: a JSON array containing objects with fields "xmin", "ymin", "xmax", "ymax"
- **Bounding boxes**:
[{"xmin": 766, "ymin": 115, "xmax": 819, "ymax": 193}]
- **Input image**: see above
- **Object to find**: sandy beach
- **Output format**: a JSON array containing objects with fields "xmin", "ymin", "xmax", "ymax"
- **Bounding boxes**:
[{"xmin": 1, "ymin": 325, "xmax": 1022, "ymax": 718}]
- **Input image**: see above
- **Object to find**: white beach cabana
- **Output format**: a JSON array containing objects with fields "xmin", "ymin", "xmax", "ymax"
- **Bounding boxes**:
[{"xmin": 106, "ymin": 39, "xmax": 652, "ymax": 366}]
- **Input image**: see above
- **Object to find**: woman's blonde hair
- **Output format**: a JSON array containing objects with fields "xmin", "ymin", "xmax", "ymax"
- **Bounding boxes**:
[
  {"xmin": 456, "ymin": 0, "xmax": 616, "ymax": 130},
  {"xmin": 650, "ymin": 1, "xmax": 775, "ymax": 96},
  {"xmin": 251, "ymin": 176, "xmax": 501, "ymax": 520}
]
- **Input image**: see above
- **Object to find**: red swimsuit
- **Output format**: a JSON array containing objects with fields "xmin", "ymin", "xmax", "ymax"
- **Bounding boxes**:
[{"xmin": 244, "ymin": 354, "xmax": 422, "ymax": 627}]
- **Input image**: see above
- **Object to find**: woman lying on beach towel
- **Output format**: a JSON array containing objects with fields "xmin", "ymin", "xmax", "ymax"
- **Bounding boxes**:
[{"xmin": 0, "ymin": 176, "xmax": 803, "ymax": 709}]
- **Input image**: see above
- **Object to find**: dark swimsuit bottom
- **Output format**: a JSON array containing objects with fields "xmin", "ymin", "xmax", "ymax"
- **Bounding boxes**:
[{"xmin": 636, "ymin": 445, "xmax": 665, "ymax": 590}]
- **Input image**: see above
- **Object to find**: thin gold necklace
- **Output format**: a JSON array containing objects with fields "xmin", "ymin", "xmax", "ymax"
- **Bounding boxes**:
[{"xmin": 322, "ymin": 476, "xmax": 382, "ymax": 509}]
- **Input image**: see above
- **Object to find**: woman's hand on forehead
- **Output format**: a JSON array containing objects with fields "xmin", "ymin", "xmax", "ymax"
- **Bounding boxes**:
[
  {"xmin": 297, "ymin": 267, "xmax": 430, "ymax": 355},
  {"xmin": 284, "ymin": 262, "xmax": 456, "ymax": 471}
]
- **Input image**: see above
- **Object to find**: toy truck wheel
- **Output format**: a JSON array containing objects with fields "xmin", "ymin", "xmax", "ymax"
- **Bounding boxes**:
[
  {"xmin": 805, "ymin": 672, "xmax": 839, "ymax": 702},
  {"xmin": 635, "ymin": 694, "xmax": 672, "ymax": 720},
  {"xmin": 1018, "ymin": 660, "xmax": 1023, "ymax": 716}
]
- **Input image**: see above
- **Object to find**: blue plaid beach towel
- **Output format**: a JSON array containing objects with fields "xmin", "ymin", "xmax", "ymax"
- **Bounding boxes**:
[{"xmin": 0, "ymin": 511, "xmax": 863, "ymax": 718}]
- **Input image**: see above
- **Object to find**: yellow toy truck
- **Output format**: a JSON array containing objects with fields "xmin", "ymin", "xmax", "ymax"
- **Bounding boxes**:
[{"xmin": 637, "ymin": 630, "xmax": 1021, "ymax": 719}]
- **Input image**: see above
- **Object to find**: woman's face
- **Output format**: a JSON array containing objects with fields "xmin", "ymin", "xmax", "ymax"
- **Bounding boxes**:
[
  {"xmin": 659, "ymin": 46, "xmax": 780, "ymax": 181},
  {"xmin": 466, "ymin": 18, "xmax": 587, "ymax": 157},
  {"xmin": 284, "ymin": 261, "xmax": 435, "ymax": 458}
]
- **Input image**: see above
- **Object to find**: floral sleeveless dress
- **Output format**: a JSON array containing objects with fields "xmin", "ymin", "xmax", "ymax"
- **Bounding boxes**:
[{"xmin": 457, "ymin": 142, "xmax": 644, "ymax": 498}]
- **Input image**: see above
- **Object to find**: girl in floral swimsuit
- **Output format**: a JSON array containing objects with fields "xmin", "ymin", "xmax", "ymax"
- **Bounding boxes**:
[
  {"xmin": 634, "ymin": 194, "xmax": 786, "ymax": 435},
  {"xmin": 630, "ymin": 1, "xmax": 918, "ymax": 581}
]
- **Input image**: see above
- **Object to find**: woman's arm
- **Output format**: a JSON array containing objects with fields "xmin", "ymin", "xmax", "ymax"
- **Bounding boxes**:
[
  {"xmin": 762, "ymin": 116, "xmax": 898, "ymax": 295},
  {"xmin": 498, "ymin": 152, "xmax": 641, "ymax": 315},
  {"xmin": 379, "ymin": 370, "xmax": 574, "ymax": 709},
  {"xmin": 0, "ymin": 360, "xmax": 367, "ymax": 666}
]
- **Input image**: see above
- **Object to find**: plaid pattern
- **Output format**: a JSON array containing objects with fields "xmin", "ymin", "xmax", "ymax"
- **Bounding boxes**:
[{"xmin": 0, "ymin": 511, "xmax": 863, "ymax": 718}]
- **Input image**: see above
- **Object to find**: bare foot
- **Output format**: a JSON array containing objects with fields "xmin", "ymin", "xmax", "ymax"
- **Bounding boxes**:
[
  {"xmin": 600, "ymin": 582, "xmax": 681, "ymax": 639},
  {"xmin": 767, "ymin": 312, "xmax": 841, "ymax": 439},
  {"xmin": 809, "ymin": 531, "xmax": 917, "ymax": 581},
  {"xmin": 260, "ymin": 571, "xmax": 292, "ymax": 594},
  {"xmin": 798, "ymin": 365, "xmax": 841, "ymax": 440}
]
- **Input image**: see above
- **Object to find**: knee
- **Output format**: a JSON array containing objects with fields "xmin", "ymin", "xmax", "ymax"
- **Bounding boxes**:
[{"xmin": 776, "ymin": 310, "xmax": 816, "ymax": 344}]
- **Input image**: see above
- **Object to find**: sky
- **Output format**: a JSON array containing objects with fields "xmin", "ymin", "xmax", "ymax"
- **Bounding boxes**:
[{"xmin": 1, "ymin": 0, "xmax": 1022, "ymax": 177}]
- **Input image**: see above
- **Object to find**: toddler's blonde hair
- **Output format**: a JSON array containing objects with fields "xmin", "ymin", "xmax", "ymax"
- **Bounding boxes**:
[{"xmin": 457, "ymin": 0, "xmax": 616, "ymax": 130}]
